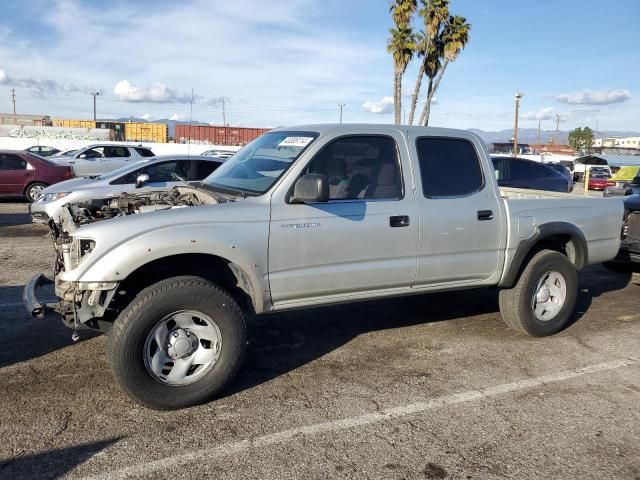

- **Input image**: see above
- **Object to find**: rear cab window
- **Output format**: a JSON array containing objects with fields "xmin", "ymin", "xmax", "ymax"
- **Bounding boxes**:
[{"xmin": 415, "ymin": 137, "xmax": 484, "ymax": 198}]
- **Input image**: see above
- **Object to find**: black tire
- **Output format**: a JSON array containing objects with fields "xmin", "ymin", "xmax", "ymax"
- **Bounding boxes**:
[
  {"xmin": 108, "ymin": 276, "xmax": 247, "ymax": 410},
  {"xmin": 603, "ymin": 261, "xmax": 636, "ymax": 273},
  {"xmin": 499, "ymin": 250, "xmax": 577, "ymax": 337},
  {"xmin": 24, "ymin": 182, "xmax": 47, "ymax": 202}
]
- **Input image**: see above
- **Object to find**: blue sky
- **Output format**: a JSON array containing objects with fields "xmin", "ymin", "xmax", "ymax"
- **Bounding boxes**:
[{"xmin": 0, "ymin": 0, "xmax": 638, "ymax": 131}]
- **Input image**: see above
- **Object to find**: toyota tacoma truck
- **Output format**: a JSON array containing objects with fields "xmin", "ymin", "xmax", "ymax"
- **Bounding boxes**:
[{"xmin": 24, "ymin": 124, "xmax": 624, "ymax": 410}]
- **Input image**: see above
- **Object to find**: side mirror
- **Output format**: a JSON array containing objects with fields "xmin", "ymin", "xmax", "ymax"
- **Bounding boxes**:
[
  {"xmin": 78, "ymin": 154, "xmax": 87, "ymax": 159},
  {"xmin": 290, "ymin": 174, "xmax": 329, "ymax": 204},
  {"xmin": 135, "ymin": 173, "xmax": 150, "ymax": 188}
]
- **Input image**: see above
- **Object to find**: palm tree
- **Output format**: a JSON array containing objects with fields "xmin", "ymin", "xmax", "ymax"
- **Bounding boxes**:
[
  {"xmin": 419, "ymin": 15, "xmax": 471, "ymax": 126},
  {"xmin": 387, "ymin": 0, "xmax": 417, "ymax": 124},
  {"xmin": 407, "ymin": 0, "xmax": 449, "ymax": 125}
]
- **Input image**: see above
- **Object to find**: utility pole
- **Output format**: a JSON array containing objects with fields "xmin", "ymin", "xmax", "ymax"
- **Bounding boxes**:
[
  {"xmin": 554, "ymin": 114, "xmax": 560, "ymax": 145},
  {"xmin": 537, "ymin": 119, "xmax": 541, "ymax": 146},
  {"xmin": 11, "ymin": 89, "xmax": 16, "ymax": 114},
  {"xmin": 222, "ymin": 98, "xmax": 226, "ymax": 126},
  {"xmin": 188, "ymin": 89, "xmax": 194, "ymax": 148},
  {"xmin": 338, "ymin": 103, "xmax": 346, "ymax": 124},
  {"xmin": 513, "ymin": 92, "xmax": 523, "ymax": 156},
  {"xmin": 91, "ymin": 91, "xmax": 100, "ymax": 121}
]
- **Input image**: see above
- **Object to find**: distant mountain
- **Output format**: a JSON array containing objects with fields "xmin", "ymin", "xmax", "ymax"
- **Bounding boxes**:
[{"xmin": 468, "ymin": 128, "xmax": 640, "ymax": 145}]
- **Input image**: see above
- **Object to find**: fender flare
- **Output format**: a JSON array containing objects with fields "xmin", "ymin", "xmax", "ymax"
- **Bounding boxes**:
[{"xmin": 499, "ymin": 222, "xmax": 588, "ymax": 288}]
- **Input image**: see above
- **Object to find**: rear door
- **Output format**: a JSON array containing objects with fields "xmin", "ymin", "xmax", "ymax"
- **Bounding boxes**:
[
  {"xmin": 102, "ymin": 146, "xmax": 132, "ymax": 172},
  {"xmin": 269, "ymin": 132, "xmax": 419, "ymax": 304},
  {"xmin": 0, "ymin": 153, "xmax": 30, "ymax": 195},
  {"xmin": 409, "ymin": 134, "xmax": 505, "ymax": 287}
]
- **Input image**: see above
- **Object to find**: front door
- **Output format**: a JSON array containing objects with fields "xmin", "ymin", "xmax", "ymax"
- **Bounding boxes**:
[
  {"xmin": 408, "ymin": 134, "xmax": 505, "ymax": 287},
  {"xmin": 269, "ymin": 133, "xmax": 419, "ymax": 305}
]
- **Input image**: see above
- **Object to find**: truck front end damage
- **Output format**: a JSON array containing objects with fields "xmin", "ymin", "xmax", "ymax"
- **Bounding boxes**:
[{"xmin": 23, "ymin": 186, "xmax": 221, "ymax": 333}]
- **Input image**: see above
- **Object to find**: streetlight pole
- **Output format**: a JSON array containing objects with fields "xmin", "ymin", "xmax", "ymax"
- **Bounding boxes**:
[
  {"xmin": 338, "ymin": 103, "xmax": 346, "ymax": 124},
  {"xmin": 91, "ymin": 91, "xmax": 100, "ymax": 121},
  {"xmin": 513, "ymin": 92, "xmax": 523, "ymax": 156}
]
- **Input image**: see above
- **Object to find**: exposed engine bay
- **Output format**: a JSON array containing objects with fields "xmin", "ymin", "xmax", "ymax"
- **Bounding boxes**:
[
  {"xmin": 66, "ymin": 186, "xmax": 218, "ymax": 227},
  {"xmin": 48, "ymin": 186, "xmax": 223, "ymax": 276}
]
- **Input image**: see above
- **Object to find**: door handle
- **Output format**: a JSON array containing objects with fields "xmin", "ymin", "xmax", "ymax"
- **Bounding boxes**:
[
  {"xmin": 477, "ymin": 210, "xmax": 494, "ymax": 221},
  {"xmin": 390, "ymin": 215, "xmax": 410, "ymax": 227}
]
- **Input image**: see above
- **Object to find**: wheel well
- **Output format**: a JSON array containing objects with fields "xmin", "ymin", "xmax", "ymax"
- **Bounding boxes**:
[
  {"xmin": 500, "ymin": 231, "xmax": 587, "ymax": 288},
  {"xmin": 113, "ymin": 254, "xmax": 256, "ymax": 316}
]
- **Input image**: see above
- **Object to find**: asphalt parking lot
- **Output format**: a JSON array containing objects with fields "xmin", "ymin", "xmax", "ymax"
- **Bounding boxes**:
[{"xmin": 1, "ymin": 199, "xmax": 639, "ymax": 480}]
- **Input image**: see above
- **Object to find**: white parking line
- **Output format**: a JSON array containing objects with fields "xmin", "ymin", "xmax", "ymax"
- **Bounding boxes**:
[{"xmin": 82, "ymin": 357, "xmax": 638, "ymax": 480}]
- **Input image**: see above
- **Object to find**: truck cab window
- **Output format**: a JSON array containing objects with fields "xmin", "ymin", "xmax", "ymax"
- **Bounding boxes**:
[
  {"xmin": 305, "ymin": 135, "xmax": 402, "ymax": 200},
  {"xmin": 416, "ymin": 137, "xmax": 483, "ymax": 197}
]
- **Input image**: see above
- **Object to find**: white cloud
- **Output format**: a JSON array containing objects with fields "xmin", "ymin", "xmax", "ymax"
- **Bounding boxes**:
[
  {"xmin": 141, "ymin": 113, "xmax": 155, "ymax": 121},
  {"xmin": 522, "ymin": 107, "xmax": 555, "ymax": 120},
  {"xmin": 169, "ymin": 113, "xmax": 187, "ymax": 121},
  {"xmin": 114, "ymin": 80, "xmax": 192, "ymax": 104},
  {"xmin": 556, "ymin": 89, "xmax": 631, "ymax": 105},
  {"xmin": 362, "ymin": 96, "xmax": 394, "ymax": 114}
]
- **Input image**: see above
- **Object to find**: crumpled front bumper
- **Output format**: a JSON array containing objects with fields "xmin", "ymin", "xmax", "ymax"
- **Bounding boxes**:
[{"xmin": 23, "ymin": 274, "xmax": 59, "ymax": 318}]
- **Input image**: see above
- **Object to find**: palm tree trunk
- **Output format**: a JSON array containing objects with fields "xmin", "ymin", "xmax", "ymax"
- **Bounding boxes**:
[
  {"xmin": 419, "ymin": 77, "xmax": 434, "ymax": 126},
  {"xmin": 407, "ymin": 62, "xmax": 425, "ymax": 126},
  {"xmin": 394, "ymin": 71, "xmax": 402, "ymax": 124},
  {"xmin": 420, "ymin": 58, "xmax": 450, "ymax": 126}
]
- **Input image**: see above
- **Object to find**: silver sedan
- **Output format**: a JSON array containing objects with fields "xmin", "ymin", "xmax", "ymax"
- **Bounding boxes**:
[{"xmin": 31, "ymin": 155, "xmax": 224, "ymax": 223}]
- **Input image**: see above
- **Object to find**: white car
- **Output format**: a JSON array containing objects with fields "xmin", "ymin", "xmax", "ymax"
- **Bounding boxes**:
[
  {"xmin": 31, "ymin": 155, "xmax": 224, "ymax": 223},
  {"xmin": 50, "ymin": 144, "xmax": 155, "ymax": 176}
]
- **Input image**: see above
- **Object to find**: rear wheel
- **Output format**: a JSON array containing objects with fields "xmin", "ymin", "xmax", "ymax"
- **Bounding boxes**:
[
  {"xmin": 25, "ymin": 182, "xmax": 47, "ymax": 202},
  {"xmin": 499, "ymin": 250, "xmax": 577, "ymax": 337},
  {"xmin": 108, "ymin": 276, "xmax": 247, "ymax": 410}
]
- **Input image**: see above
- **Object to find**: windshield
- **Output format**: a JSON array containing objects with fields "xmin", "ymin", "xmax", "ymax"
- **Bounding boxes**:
[
  {"xmin": 98, "ymin": 159, "xmax": 150, "ymax": 180},
  {"xmin": 203, "ymin": 131, "xmax": 318, "ymax": 194}
]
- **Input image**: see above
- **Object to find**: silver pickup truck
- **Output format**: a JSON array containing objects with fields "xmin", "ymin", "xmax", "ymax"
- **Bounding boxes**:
[{"xmin": 24, "ymin": 124, "xmax": 624, "ymax": 410}]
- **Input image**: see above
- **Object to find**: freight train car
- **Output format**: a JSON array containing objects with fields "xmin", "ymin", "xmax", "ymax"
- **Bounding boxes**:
[
  {"xmin": 123, "ymin": 122, "xmax": 167, "ymax": 143},
  {"xmin": 53, "ymin": 119, "xmax": 97, "ymax": 129},
  {"xmin": 174, "ymin": 125, "xmax": 270, "ymax": 146},
  {"xmin": 1, "ymin": 113, "xmax": 52, "ymax": 126}
]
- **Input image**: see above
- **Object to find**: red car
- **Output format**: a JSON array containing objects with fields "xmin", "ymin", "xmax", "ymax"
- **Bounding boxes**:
[
  {"xmin": 0, "ymin": 150, "xmax": 74, "ymax": 202},
  {"xmin": 588, "ymin": 174, "xmax": 615, "ymax": 191}
]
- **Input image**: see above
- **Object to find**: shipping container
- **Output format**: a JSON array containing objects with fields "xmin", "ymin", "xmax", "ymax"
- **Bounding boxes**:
[
  {"xmin": 174, "ymin": 125, "xmax": 270, "ymax": 146},
  {"xmin": 123, "ymin": 122, "xmax": 168, "ymax": 143},
  {"xmin": 1, "ymin": 113, "xmax": 52, "ymax": 126},
  {"xmin": 53, "ymin": 119, "xmax": 97, "ymax": 129}
]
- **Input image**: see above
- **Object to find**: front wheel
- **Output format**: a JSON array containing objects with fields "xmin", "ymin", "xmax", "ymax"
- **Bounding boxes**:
[
  {"xmin": 108, "ymin": 276, "xmax": 247, "ymax": 410},
  {"xmin": 499, "ymin": 250, "xmax": 578, "ymax": 337}
]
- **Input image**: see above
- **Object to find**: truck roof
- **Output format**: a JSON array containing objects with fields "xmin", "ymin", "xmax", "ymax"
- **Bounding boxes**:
[{"xmin": 270, "ymin": 123, "xmax": 484, "ymax": 141}]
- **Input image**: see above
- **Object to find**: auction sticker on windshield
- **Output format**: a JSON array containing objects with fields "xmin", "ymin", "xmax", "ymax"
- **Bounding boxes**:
[{"xmin": 278, "ymin": 136, "xmax": 315, "ymax": 148}]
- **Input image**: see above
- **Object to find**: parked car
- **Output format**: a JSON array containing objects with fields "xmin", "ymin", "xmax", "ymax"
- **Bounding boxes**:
[
  {"xmin": 544, "ymin": 162, "xmax": 574, "ymax": 190},
  {"xmin": 588, "ymin": 172, "xmax": 615, "ymax": 191},
  {"xmin": 52, "ymin": 149, "xmax": 78, "ymax": 158},
  {"xmin": 573, "ymin": 156, "xmax": 612, "ymax": 182},
  {"xmin": 25, "ymin": 145, "xmax": 61, "ymax": 157},
  {"xmin": 0, "ymin": 150, "xmax": 74, "ymax": 202},
  {"xmin": 604, "ymin": 194, "xmax": 640, "ymax": 272},
  {"xmin": 604, "ymin": 171, "xmax": 640, "ymax": 197},
  {"xmin": 491, "ymin": 156, "xmax": 572, "ymax": 192},
  {"xmin": 50, "ymin": 144, "xmax": 155, "ymax": 176},
  {"xmin": 31, "ymin": 155, "xmax": 224, "ymax": 223},
  {"xmin": 25, "ymin": 124, "xmax": 624, "ymax": 410},
  {"xmin": 200, "ymin": 149, "xmax": 236, "ymax": 159}
]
